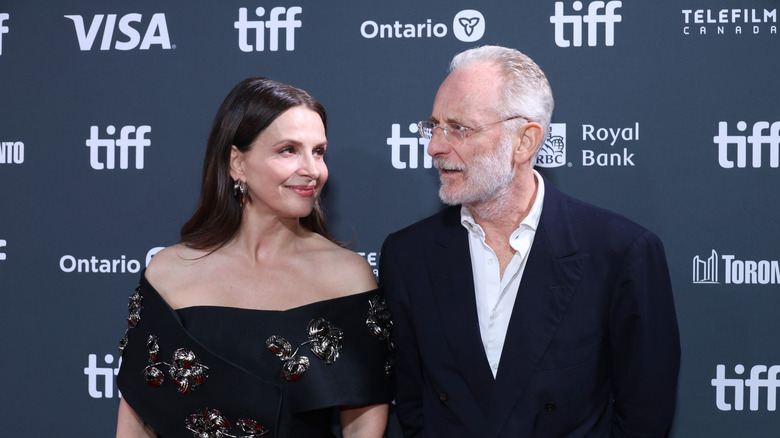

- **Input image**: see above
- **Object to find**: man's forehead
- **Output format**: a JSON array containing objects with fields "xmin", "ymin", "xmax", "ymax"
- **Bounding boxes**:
[{"xmin": 432, "ymin": 66, "xmax": 502, "ymax": 121}]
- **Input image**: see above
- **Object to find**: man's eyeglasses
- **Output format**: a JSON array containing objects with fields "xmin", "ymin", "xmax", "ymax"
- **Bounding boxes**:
[{"xmin": 417, "ymin": 115, "xmax": 528, "ymax": 145}]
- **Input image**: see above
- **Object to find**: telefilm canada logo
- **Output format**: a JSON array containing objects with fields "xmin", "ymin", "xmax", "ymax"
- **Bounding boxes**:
[
  {"xmin": 235, "ymin": 6, "xmax": 302, "ymax": 52},
  {"xmin": 0, "ymin": 13, "xmax": 9, "ymax": 55},
  {"xmin": 65, "ymin": 13, "xmax": 172, "ymax": 51},
  {"xmin": 550, "ymin": 1, "xmax": 623, "ymax": 47},
  {"xmin": 712, "ymin": 363, "xmax": 780, "ymax": 411},
  {"xmin": 360, "ymin": 9, "xmax": 486, "ymax": 42},
  {"xmin": 713, "ymin": 121, "xmax": 780, "ymax": 169},
  {"xmin": 85, "ymin": 125, "xmax": 151, "ymax": 170},
  {"xmin": 682, "ymin": 7, "xmax": 777, "ymax": 36},
  {"xmin": 693, "ymin": 250, "xmax": 780, "ymax": 285},
  {"xmin": 357, "ymin": 251, "xmax": 379, "ymax": 278}
]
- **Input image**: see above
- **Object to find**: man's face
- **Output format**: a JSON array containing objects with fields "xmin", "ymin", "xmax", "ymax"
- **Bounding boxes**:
[{"xmin": 427, "ymin": 62, "xmax": 516, "ymax": 206}]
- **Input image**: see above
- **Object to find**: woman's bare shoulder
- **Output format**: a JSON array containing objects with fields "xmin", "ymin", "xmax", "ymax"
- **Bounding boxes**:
[
  {"xmin": 313, "ymin": 240, "xmax": 377, "ymax": 298},
  {"xmin": 144, "ymin": 244, "xmax": 213, "ymax": 301}
]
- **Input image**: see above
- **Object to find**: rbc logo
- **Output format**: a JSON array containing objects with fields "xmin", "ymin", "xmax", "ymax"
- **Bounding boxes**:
[
  {"xmin": 65, "ymin": 13, "xmax": 172, "ymax": 51},
  {"xmin": 714, "ymin": 121, "xmax": 780, "ymax": 169},
  {"xmin": 388, "ymin": 123, "xmax": 432, "ymax": 170},
  {"xmin": 536, "ymin": 123, "xmax": 567, "ymax": 168},
  {"xmin": 86, "ymin": 125, "xmax": 151, "ymax": 170},
  {"xmin": 550, "ymin": 1, "xmax": 622, "ymax": 47},
  {"xmin": 0, "ymin": 13, "xmax": 8, "ymax": 55},
  {"xmin": 235, "ymin": 7, "xmax": 302, "ymax": 52}
]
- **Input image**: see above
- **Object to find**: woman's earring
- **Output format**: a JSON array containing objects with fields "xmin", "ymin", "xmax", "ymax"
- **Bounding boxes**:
[{"xmin": 233, "ymin": 180, "xmax": 246, "ymax": 208}]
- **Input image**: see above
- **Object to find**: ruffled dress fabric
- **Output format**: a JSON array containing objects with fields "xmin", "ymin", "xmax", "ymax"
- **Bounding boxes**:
[{"xmin": 117, "ymin": 273, "xmax": 393, "ymax": 437}]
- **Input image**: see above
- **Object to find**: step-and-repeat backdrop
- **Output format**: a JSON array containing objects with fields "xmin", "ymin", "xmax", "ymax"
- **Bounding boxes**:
[{"xmin": 1, "ymin": 0, "xmax": 778, "ymax": 435}]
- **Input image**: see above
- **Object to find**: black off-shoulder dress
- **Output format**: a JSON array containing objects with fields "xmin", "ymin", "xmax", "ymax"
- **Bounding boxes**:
[{"xmin": 117, "ymin": 273, "xmax": 394, "ymax": 437}]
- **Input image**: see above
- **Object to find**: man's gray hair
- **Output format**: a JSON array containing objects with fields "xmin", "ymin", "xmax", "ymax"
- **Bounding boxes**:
[{"xmin": 450, "ymin": 45, "xmax": 554, "ymax": 149}]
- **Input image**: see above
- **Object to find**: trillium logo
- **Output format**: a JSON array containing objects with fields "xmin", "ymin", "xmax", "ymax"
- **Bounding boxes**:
[{"xmin": 453, "ymin": 10, "xmax": 485, "ymax": 42}]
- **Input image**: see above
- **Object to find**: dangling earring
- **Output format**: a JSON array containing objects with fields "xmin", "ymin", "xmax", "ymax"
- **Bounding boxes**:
[{"xmin": 233, "ymin": 180, "xmax": 247, "ymax": 208}]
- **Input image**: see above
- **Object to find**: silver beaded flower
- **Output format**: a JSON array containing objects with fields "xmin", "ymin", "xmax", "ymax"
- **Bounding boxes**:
[
  {"xmin": 266, "ymin": 335, "xmax": 310, "ymax": 381},
  {"xmin": 119, "ymin": 286, "xmax": 144, "ymax": 357},
  {"xmin": 366, "ymin": 296, "xmax": 392, "ymax": 341},
  {"xmin": 142, "ymin": 336, "xmax": 208, "ymax": 393},
  {"xmin": 127, "ymin": 287, "xmax": 144, "ymax": 328},
  {"xmin": 170, "ymin": 348, "xmax": 208, "ymax": 394},
  {"xmin": 306, "ymin": 318, "xmax": 343, "ymax": 365},
  {"xmin": 366, "ymin": 295, "xmax": 395, "ymax": 375},
  {"xmin": 186, "ymin": 408, "xmax": 269, "ymax": 438},
  {"xmin": 266, "ymin": 317, "xmax": 343, "ymax": 381}
]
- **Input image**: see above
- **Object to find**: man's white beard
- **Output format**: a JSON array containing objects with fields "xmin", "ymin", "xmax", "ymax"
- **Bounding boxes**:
[{"xmin": 436, "ymin": 135, "xmax": 516, "ymax": 217}]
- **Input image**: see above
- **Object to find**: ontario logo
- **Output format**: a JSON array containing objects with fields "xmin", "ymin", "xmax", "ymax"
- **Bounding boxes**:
[
  {"xmin": 360, "ymin": 9, "xmax": 485, "ymax": 42},
  {"xmin": 693, "ymin": 250, "xmax": 780, "ymax": 285},
  {"xmin": 536, "ymin": 123, "xmax": 567, "ymax": 168}
]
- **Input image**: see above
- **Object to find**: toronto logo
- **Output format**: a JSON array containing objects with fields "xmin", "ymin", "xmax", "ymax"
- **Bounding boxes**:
[{"xmin": 693, "ymin": 249, "xmax": 780, "ymax": 285}]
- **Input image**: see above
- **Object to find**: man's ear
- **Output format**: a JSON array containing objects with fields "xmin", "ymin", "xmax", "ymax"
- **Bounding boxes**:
[
  {"xmin": 513, "ymin": 122, "xmax": 544, "ymax": 164},
  {"xmin": 229, "ymin": 145, "xmax": 243, "ymax": 181}
]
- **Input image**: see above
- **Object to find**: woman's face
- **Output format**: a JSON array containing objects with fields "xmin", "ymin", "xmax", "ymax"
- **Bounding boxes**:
[{"xmin": 230, "ymin": 106, "xmax": 328, "ymax": 220}]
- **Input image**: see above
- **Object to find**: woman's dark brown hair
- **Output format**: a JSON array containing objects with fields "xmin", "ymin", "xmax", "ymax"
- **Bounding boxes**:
[{"xmin": 180, "ymin": 77, "xmax": 332, "ymax": 251}]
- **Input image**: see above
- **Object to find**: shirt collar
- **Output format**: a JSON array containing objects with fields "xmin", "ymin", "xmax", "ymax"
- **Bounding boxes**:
[{"xmin": 460, "ymin": 169, "xmax": 546, "ymax": 247}]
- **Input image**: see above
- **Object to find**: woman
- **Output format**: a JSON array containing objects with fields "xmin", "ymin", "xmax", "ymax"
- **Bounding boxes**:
[{"xmin": 115, "ymin": 78, "xmax": 393, "ymax": 437}]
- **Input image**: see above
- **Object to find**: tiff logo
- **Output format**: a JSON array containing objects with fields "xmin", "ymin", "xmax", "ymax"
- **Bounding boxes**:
[
  {"xmin": 0, "ymin": 13, "xmax": 8, "ymax": 55},
  {"xmin": 86, "ymin": 125, "xmax": 151, "ymax": 170},
  {"xmin": 712, "ymin": 364, "xmax": 780, "ymax": 411},
  {"xmin": 85, "ymin": 353, "xmax": 121, "ymax": 398},
  {"xmin": 235, "ymin": 6, "xmax": 302, "ymax": 52},
  {"xmin": 714, "ymin": 121, "xmax": 780, "ymax": 169},
  {"xmin": 536, "ymin": 123, "xmax": 567, "ymax": 168},
  {"xmin": 693, "ymin": 249, "xmax": 719, "ymax": 284},
  {"xmin": 0, "ymin": 239, "xmax": 6, "ymax": 261},
  {"xmin": 64, "ymin": 13, "xmax": 171, "ymax": 51},
  {"xmin": 550, "ymin": 1, "xmax": 622, "ymax": 47},
  {"xmin": 388, "ymin": 123, "xmax": 432, "ymax": 170}
]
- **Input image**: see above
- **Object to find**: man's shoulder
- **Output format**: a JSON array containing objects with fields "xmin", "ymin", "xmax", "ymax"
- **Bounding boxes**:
[
  {"xmin": 548, "ymin": 185, "xmax": 662, "ymax": 249},
  {"xmin": 385, "ymin": 206, "xmax": 460, "ymax": 243}
]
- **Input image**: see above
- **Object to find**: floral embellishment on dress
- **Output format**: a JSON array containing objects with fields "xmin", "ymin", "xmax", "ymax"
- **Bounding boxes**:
[
  {"xmin": 186, "ymin": 408, "xmax": 269, "ymax": 437},
  {"xmin": 266, "ymin": 318, "xmax": 343, "ymax": 381},
  {"xmin": 266, "ymin": 335, "xmax": 310, "ymax": 381},
  {"xmin": 306, "ymin": 318, "xmax": 343, "ymax": 364},
  {"xmin": 366, "ymin": 295, "xmax": 395, "ymax": 375},
  {"xmin": 143, "ymin": 334, "xmax": 209, "ymax": 393},
  {"xmin": 119, "ymin": 286, "xmax": 144, "ymax": 357}
]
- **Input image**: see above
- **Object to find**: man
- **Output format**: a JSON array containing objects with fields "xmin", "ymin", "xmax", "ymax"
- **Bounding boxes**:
[{"xmin": 380, "ymin": 45, "xmax": 680, "ymax": 437}]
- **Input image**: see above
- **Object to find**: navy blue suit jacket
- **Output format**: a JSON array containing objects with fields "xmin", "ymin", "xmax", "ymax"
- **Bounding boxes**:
[{"xmin": 380, "ymin": 178, "xmax": 680, "ymax": 437}]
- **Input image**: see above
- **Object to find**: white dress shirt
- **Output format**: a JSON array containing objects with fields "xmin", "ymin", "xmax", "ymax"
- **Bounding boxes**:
[{"xmin": 461, "ymin": 171, "xmax": 545, "ymax": 378}]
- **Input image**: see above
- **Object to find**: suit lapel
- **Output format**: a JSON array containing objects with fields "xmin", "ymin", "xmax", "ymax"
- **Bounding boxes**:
[
  {"xmin": 427, "ymin": 207, "xmax": 495, "ymax": 409},
  {"xmin": 485, "ymin": 182, "xmax": 589, "ymax": 434}
]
